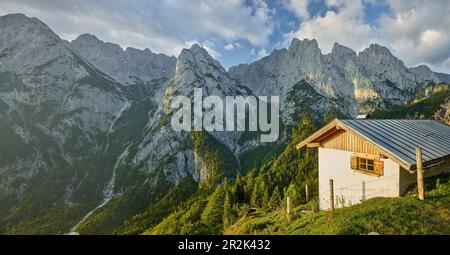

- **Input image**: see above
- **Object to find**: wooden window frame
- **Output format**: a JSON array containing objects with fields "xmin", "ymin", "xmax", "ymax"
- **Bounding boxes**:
[{"xmin": 351, "ymin": 155, "xmax": 384, "ymax": 176}]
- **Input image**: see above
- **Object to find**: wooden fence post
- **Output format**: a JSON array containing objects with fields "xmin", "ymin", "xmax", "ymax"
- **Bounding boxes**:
[
  {"xmin": 286, "ymin": 197, "xmax": 291, "ymax": 215},
  {"xmin": 305, "ymin": 184, "xmax": 309, "ymax": 203},
  {"xmin": 416, "ymin": 147, "xmax": 425, "ymax": 201},
  {"xmin": 329, "ymin": 179, "xmax": 334, "ymax": 211}
]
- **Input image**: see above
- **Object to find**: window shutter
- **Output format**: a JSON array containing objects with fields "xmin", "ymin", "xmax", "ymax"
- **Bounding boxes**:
[
  {"xmin": 374, "ymin": 160, "xmax": 384, "ymax": 176},
  {"xmin": 350, "ymin": 156, "xmax": 358, "ymax": 170}
]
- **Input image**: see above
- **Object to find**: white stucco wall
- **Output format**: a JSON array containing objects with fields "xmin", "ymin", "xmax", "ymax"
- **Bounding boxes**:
[{"xmin": 318, "ymin": 148, "xmax": 401, "ymax": 210}]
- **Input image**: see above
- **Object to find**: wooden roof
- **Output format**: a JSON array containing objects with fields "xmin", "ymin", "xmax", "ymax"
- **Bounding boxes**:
[{"xmin": 296, "ymin": 119, "xmax": 450, "ymax": 171}]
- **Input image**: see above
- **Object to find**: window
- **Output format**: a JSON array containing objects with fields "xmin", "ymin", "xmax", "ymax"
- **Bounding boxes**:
[
  {"xmin": 351, "ymin": 156, "xmax": 384, "ymax": 176},
  {"xmin": 359, "ymin": 158, "xmax": 374, "ymax": 172}
]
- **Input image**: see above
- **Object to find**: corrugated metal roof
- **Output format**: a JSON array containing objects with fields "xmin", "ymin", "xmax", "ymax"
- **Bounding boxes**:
[{"xmin": 339, "ymin": 119, "xmax": 450, "ymax": 167}]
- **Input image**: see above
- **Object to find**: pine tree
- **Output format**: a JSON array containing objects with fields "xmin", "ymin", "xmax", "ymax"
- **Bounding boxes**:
[
  {"xmin": 234, "ymin": 173, "xmax": 245, "ymax": 202},
  {"xmin": 244, "ymin": 169, "xmax": 257, "ymax": 201},
  {"xmin": 201, "ymin": 186, "xmax": 225, "ymax": 233},
  {"xmin": 262, "ymin": 185, "xmax": 270, "ymax": 207},
  {"xmin": 250, "ymin": 181, "xmax": 261, "ymax": 207},
  {"xmin": 223, "ymin": 190, "xmax": 234, "ymax": 227},
  {"xmin": 250, "ymin": 177, "xmax": 268, "ymax": 207},
  {"xmin": 268, "ymin": 186, "xmax": 282, "ymax": 209},
  {"xmin": 284, "ymin": 183, "xmax": 301, "ymax": 207}
]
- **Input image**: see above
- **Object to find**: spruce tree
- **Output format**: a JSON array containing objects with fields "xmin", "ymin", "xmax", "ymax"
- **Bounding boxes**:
[
  {"xmin": 201, "ymin": 186, "xmax": 225, "ymax": 233},
  {"xmin": 223, "ymin": 190, "xmax": 234, "ymax": 227},
  {"xmin": 268, "ymin": 186, "xmax": 282, "ymax": 209},
  {"xmin": 250, "ymin": 181, "xmax": 261, "ymax": 207},
  {"xmin": 284, "ymin": 183, "xmax": 301, "ymax": 207},
  {"xmin": 234, "ymin": 173, "xmax": 245, "ymax": 202},
  {"xmin": 262, "ymin": 185, "xmax": 270, "ymax": 207}
]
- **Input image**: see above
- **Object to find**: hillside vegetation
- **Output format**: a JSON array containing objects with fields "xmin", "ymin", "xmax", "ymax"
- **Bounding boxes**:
[
  {"xmin": 225, "ymin": 174, "xmax": 450, "ymax": 235},
  {"xmin": 371, "ymin": 83, "xmax": 450, "ymax": 121},
  {"xmin": 127, "ymin": 111, "xmax": 327, "ymax": 235},
  {"xmin": 92, "ymin": 82, "xmax": 450, "ymax": 235}
]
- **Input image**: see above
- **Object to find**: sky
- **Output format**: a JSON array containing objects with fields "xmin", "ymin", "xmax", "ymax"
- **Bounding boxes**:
[{"xmin": 0, "ymin": 0, "xmax": 449, "ymax": 73}]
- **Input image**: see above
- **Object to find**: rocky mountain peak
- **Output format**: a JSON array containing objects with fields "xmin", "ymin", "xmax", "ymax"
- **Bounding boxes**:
[
  {"xmin": 189, "ymin": 43, "xmax": 207, "ymax": 53},
  {"xmin": 358, "ymin": 43, "xmax": 403, "ymax": 67},
  {"xmin": 71, "ymin": 33, "xmax": 176, "ymax": 84},
  {"xmin": 0, "ymin": 13, "xmax": 59, "ymax": 42},
  {"xmin": 410, "ymin": 64, "xmax": 433, "ymax": 73},
  {"xmin": 409, "ymin": 65, "xmax": 440, "ymax": 83},
  {"xmin": 0, "ymin": 14, "xmax": 68, "ymax": 73},
  {"xmin": 365, "ymin": 43, "xmax": 392, "ymax": 54},
  {"xmin": 288, "ymin": 38, "xmax": 321, "ymax": 58},
  {"xmin": 73, "ymin": 33, "xmax": 101, "ymax": 44},
  {"xmin": 176, "ymin": 44, "xmax": 225, "ymax": 77},
  {"xmin": 0, "ymin": 13, "xmax": 61, "ymax": 49},
  {"xmin": 289, "ymin": 38, "xmax": 318, "ymax": 50},
  {"xmin": 331, "ymin": 42, "xmax": 357, "ymax": 59}
]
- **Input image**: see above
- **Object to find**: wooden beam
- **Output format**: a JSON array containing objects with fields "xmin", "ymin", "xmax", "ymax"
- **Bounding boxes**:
[
  {"xmin": 416, "ymin": 147, "xmax": 425, "ymax": 201},
  {"xmin": 296, "ymin": 120, "xmax": 339, "ymax": 149},
  {"xmin": 329, "ymin": 179, "xmax": 334, "ymax": 211},
  {"xmin": 305, "ymin": 185, "xmax": 309, "ymax": 203},
  {"xmin": 307, "ymin": 142, "xmax": 321, "ymax": 148}
]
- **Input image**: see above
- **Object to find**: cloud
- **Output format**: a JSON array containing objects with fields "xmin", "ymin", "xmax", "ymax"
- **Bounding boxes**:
[
  {"xmin": 286, "ymin": 0, "xmax": 450, "ymax": 72},
  {"xmin": 292, "ymin": 0, "xmax": 377, "ymax": 53},
  {"xmin": 0, "ymin": 0, "xmax": 274, "ymax": 56},
  {"xmin": 1, "ymin": 0, "xmax": 449, "ymax": 73},
  {"xmin": 283, "ymin": 0, "xmax": 310, "ymax": 20},
  {"xmin": 224, "ymin": 44, "xmax": 235, "ymax": 51},
  {"xmin": 224, "ymin": 42, "xmax": 240, "ymax": 51},
  {"xmin": 250, "ymin": 47, "xmax": 269, "ymax": 60},
  {"xmin": 378, "ymin": 0, "xmax": 450, "ymax": 70}
]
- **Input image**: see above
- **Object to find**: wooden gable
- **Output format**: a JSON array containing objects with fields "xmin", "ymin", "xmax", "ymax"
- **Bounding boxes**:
[{"xmin": 321, "ymin": 130, "xmax": 381, "ymax": 156}]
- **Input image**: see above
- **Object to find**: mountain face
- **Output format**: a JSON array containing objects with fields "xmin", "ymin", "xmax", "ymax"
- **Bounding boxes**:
[
  {"xmin": 122, "ymin": 44, "xmax": 248, "ymax": 186},
  {"xmin": 71, "ymin": 34, "xmax": 176, "ymax": 85},
  {"xmin": 0, "ymin": 13, "xmax": 127, "ymax": 194},
  {"xmin": 229, "ymin": 39, "xmax": 441, "ymax": 116},
  {"xmin": 0, "ymin": 14, "xmax": 171, "ymax": 234},
  {"xmin": 0, "ymin": 13, "xmax": 448, "ymax": 234},
  {"xmin": 435, "ymin": 72, "xmax": 450, "ymax": 83},
  {"xmin": 436, "ymin": 98, "xmax": 450, "ymax": 124}
]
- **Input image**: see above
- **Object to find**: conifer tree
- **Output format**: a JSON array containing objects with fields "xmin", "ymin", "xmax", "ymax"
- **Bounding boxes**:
[
  {"xmin": 201, "ymin": 186, "xmax": 225, "ymax": 233},
  {"xmin": 244, "ymin": 169, "xmax": 257, "ymax": 201},
  {"xmin": 250, "ymin": 181, "xmax": 260, "ymax": 207},
  {"xmin": 268, "ymin": 186, "xmax": 282, "ymax": 209},
  {"xmin": 284, "ymin": 183, "xmax": 301, "ymax": 207},
  {"xmin": 250, "ymin": 177, "xmax": 269, "ymax": 207},
  {"xmin": 262, "ymin": 185, "xmax": 270, "ymax": 207},
  {"xmin": 223, "ymin": 190, "xmax": 234, "ymax": 227},
  {"xmin": 234, "ymin": 173, "xmax": 245, "ymax": 202}
]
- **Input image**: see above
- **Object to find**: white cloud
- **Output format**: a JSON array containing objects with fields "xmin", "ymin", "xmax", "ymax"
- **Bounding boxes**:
[
  {"xmin": 250, "ymin": 47, "xmax": 269, "ymax": 60},
  {"xmin": 256, "ymin": 48, "xmax": 269, "ymax": 59},
  {"xmin": 283, "ymin": 0, "xmax": 310, "ymax": 20},
  {"xmin": 0, "ymin": 0, "xmax": 274, "ymax": 56},
  {"xmin": 288, "ymin": 0, "xmax": 450, "ymax": 72},
  {"xmin": 294, "ymin": 0, "xmax": 376, "ymax": 53},
  {"xmin": 224, "ymin": 44, "xmax": 235, "ymax": 51},
  {"xmin": 1, "ymin": 0, "xmax": 449, "ymax": 73},
  {"xmin": 378, "ymin": 0, "xmax": 450, "ymax": 71},
  {"xmin": 224, "ymin": 42, "xmax": 240, "ymax": 51}
]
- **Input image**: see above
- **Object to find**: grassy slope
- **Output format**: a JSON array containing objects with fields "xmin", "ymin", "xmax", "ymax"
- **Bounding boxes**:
[{"xmin": 225, "ymin": 176, "xmax": 450, "ymax": 235}]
